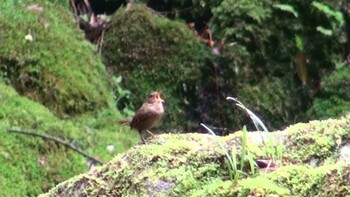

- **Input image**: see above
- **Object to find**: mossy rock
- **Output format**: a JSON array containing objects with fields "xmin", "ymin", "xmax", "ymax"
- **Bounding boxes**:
[
  {"xmin": 0, "ymin": 0, "xmax": 113, "ymax": 116},
  {"xmin": 0, "ymin": 81, "xmax": 139, "ymax": 196},
  {"xmin": 41, "ymin": 114, "xmax": 350, "ymax": 196},
  {"xmin": 194, "ymin": 164, "xmax": 350, "ymax": 197},
  {"xmin": 102, "ymin": 3, "xmax": 213, "ymax": 131}
]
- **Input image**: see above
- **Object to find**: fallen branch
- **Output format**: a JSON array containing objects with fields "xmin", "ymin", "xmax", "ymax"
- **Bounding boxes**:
[{"xmin": 7, "ymin": 128, "xmax": 103, "ymax": 165}]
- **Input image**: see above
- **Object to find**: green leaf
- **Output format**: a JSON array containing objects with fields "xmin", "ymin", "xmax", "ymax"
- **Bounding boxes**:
[
  {"xmin": 272, "ymin": 4, "xmax": 298, "ymax": 18},
  {"xmin": 294, "ymin": 35, "xmax": 304, "ymax": 51},
  {"xmin": 113, "ymin": 75, "xmax": 123, "ymax": 84},
  {"xmin": 312, "ymin": 1, "xmax": 344, "ymax": 26},
  {"xmin": 316, "ymin": 26, "xmax": 333, "ymax": 36}
]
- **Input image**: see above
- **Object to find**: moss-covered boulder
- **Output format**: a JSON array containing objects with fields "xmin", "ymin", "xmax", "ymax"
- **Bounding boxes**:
[
  {"xmin": 102, "ymin": 3, "xmax": 213, "ymax": 130},
  {"xmin": 0, "ymin": 81, "xmax": 139, "ymax": 196},
  {"xmin": 0, "ymin": 2, "xmax": 140, "ymax": 195},
  {"xmin": 0, "ymin": 0, "xmax": 113, "ymax": 116},
  {"xmin": 41, "ymin": 114, "xmax": 350, "ymax": 196}
]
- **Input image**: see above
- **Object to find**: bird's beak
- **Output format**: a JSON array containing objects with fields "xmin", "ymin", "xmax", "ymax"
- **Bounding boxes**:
[{"xmin": 157, "ymin": 93, "xmax": 164, "ymax": 102}]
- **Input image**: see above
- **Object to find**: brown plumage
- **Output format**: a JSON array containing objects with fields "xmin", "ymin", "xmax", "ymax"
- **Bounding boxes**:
[{"xmin": 129, "ymin": 91, "xmax": 164, "ymax": 143}]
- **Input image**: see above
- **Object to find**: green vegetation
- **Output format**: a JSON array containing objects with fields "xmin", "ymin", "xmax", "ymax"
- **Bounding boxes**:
[
  {"xmin": 0, "ymin": 81, "xmax": 140, "ymax": 196},
  {"xmin": 201, "ymin": 97, "xmax": 281, "ymax": 182},
  {"xmin": 0, "ymin": 81, "xmax": 139, "ymax": 196},
  {"xmin": 205, "ymin": 0, "xmax": 349, "ymax": 129},
  {"xmin": 203, "ymin": 124, "xmax": 259, "ymax": 182},
  {"xmin": 0, "ymin": 0, "xmax": 113, "ymax": 116},
  {"xmin": 41, "ymin": 114, "xmax": 350, "ymax": 196},
  {"xmin": 308, "ymin": 66, "xmax": 350, "ymax": 119},
  {"xmin": 0, "ymin": 0, "xmax": 349, "ymax": 196},
  {"xmin": 125, "ymin": 0, "xmax": 349, "ymax": 131},
  {"xmin": 102, "ymin": 3, "xmax": 213, "ymax": 130},
  {"xmin": 0, "ymin": 1, "xmax": 139, "ymax": 196},
  {"xmin": 284, "ymin": 116, "xmax": 350, "ymax": 163},
  {"xmin": 193, "ymin": 164, "xmax": 350, "ymax": 196}
]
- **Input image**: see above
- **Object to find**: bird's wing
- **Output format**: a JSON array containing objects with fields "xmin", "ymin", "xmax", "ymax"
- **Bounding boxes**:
[{"xmin": 130, "ymin": 107, "xmax": 152, "ymax": 129}]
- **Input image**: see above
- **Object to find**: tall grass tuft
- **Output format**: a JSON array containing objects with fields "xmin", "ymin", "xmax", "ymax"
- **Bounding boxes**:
[
  {"xmin": 226, "ymin": 97, "xmax": 283, "ymax": 161},
  {"xmin": 201, "ymin": 97, "xmax": 284, "ymax": 181},
  {"xmin": 200, "ymin": 123, "xmax": 251, "ymax": 181}
]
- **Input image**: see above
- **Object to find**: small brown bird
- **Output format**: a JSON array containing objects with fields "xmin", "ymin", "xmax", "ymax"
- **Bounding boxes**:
[{"xmin": 129, "ymin": 91, "xmax": 165, "ymax": 143}]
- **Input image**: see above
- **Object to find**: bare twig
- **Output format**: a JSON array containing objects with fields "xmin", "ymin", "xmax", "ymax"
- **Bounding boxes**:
[
  {"xmin": 97, "ymin": 29, "xmax": 105, "ymax": 55},
  {"xmin": 7, "ymin": 128, "xmax": 103, "ymax": 165}
]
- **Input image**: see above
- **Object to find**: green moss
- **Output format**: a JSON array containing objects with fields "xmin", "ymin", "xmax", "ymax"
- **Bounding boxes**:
[
  {"xmin": 0, "ymin": 83, "xmax": 83, "ymax": 196},
  {"xmin": 269, "ymin": 165, "xmax": 322, "ymax": 196},
  {"xmin": 0, "ymin": 0, "xmax": 113, "ymax": 116},
  {"xmin": 102, "ymin": 3, "xmax": 213, "ymax": 130},
  {"xmin": 284, "ymin": 116, "xmax": 350, "ymax": 164},
  {"xmin": 269, "ymin": 164, "xmax": 350, "ymax": 197},
  {"xmin": 193, "ymin": 163, "xmax": 350, "ymax": 197},
  {"xmin": 46, "ymin": 0, "xmax": 70, "ymax": 9},
  {"xmin": 40, "ymin": 134, "xmax": 230, "ymax": 196},
  {"xmin": 191, "ymin": 179, "xmax": 234, "ymax": 197},
  {"xmin": 237, "ymin": 177, "xmax": 290, "ymax": 196},
  {"xmin": 41, "ymin": 115, "xmax": 350, "ymax": 196},
  {"xmin": 0, "ymin": 82, "xmax": 138, "ymax": 196},
  {"xmin": 0, "ymin": 8, "xmax": 138, "ymax": 195}
]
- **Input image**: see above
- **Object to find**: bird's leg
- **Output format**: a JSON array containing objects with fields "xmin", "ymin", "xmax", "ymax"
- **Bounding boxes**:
[
  {"xmin": 139, "ymin": 131, "xmax": 146, "ymax": 144},
  {"xmin": 146, "ymin": 130, "xmax": 155, "ymax": 136}
]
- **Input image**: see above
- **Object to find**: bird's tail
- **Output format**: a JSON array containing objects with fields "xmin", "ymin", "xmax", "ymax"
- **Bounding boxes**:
[{"xmin": 118, "ymin": 119, "xmax": 131, "ymax": 126}]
